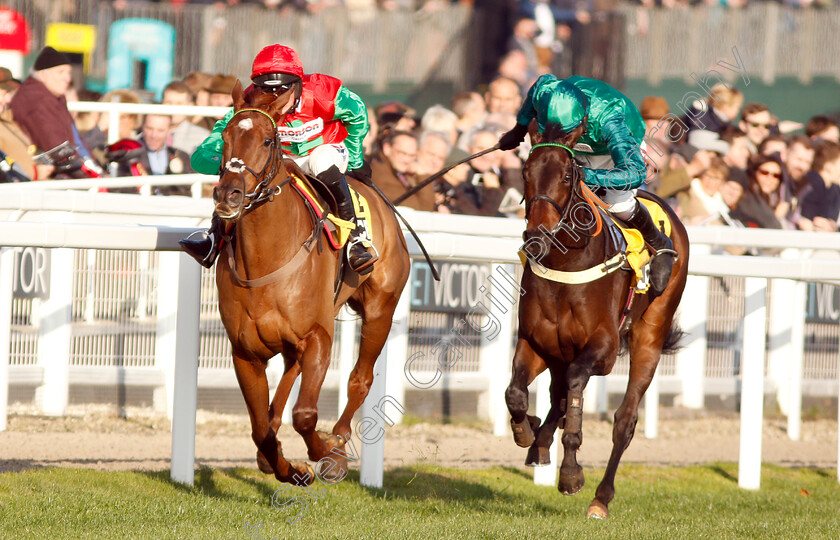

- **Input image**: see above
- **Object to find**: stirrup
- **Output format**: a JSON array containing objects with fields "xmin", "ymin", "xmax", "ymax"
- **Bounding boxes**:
[
  {"xmin": 179, "ymin": 229, "xmax": 218, "ymax": 269},
  {"xmin": 346, "ymin": 235, "xmax": 377, "ymax": 273}
]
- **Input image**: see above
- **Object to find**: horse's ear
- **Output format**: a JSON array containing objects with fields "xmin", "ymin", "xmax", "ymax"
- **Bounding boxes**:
[
  {"xmin": 563, "ymin": 121, "xmax": 586, "ymax": 149},
  {"xmin": 232, "ymin": 80, "xmax": 245, "ymax": 111},
  {"xmin": 266, "ymin": 89, "xmax": 296, "ymax": 122}
]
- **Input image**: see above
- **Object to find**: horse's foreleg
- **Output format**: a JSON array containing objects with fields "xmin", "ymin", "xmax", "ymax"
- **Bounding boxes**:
[
  {"xmin": 505, "ymin": 338, "xmax": 547, "ymax": 448},
  {"xmin": 558, "ymin": 334, "xmax": 615, "ymax": 497},
  {"xmin": 292, "ymin": 326, "xmax": 333, "ymax": 465},
  {"xmin": 267, "ymin": 360, "xmax": 301, "ymax": 434},
  {"xmin": 526, "ymin": 364, "xmax": 568, "ymax": 466},
  {"xmin": 233, "ymin": 353, "xmax": 310, "ymax": 484},
  {"xmin": 587, "ymin": 325, "xmax": 663, "ymax": 519}
]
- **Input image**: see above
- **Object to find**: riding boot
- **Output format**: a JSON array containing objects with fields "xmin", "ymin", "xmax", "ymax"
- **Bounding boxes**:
[
  {"xmin": 623, "ymin": 200, "xmax": 677, "ymax": 295},
  {"xmin": 179, "ymin": 213, "xmax": 225, "ymax": 269},
  {"xmin": 318, "ymin": 165, "xmax": 375, "ymax": 273}
]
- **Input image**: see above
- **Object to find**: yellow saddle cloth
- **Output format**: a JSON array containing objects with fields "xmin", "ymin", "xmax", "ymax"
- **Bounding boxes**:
[
  {"xmin": 290, "ymin": 171, "xmax": 375, "ymax": 250},
  {"xmin": 610, "ymin": 197, "xmax": 673, "ymax": 293}
]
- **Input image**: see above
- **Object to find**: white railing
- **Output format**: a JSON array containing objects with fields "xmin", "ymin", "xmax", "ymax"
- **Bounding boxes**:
[{"xmin": 0, "ymin": 189, "xmax": 838, "ymax": 489}]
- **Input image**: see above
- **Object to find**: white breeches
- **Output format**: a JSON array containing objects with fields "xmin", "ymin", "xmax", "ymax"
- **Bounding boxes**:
[{"xmin": 289, "ymin": 143, "xmax": 349, "ymax": 176}]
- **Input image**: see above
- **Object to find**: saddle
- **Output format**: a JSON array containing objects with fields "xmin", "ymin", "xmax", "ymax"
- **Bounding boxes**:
[
  {"xmin": 519, "ymin": 186, "xmax": 672, "ymax": 296},
  {"xmin": 588, "ymin": 187, "xmax": 673, "ymax": 295},
  {"xmin": 286, "ymin": 167, "xmax": 375, "ymax": 253}
]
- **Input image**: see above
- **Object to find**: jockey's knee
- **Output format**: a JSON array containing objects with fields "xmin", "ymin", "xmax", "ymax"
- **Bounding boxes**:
[
  {"xmin": 603, "ymin": 189, "xmax": 637, "ymax": 219},
  {"xmin": 307, "ymin": 145, "xmax": 348, "ymax": 176}
]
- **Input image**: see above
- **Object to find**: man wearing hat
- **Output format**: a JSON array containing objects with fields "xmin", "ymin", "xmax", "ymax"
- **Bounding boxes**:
[
  {"xmin": 10, "ymin": 47, "xmax": 92, "ymax": 166},
  {"xmin": 182, "ymin": 45, "xmax": 373, "ymax": 273},
  {"xmin": 498, "ymin": 74, "xmax": 676, "ymax": 295},
  {"xmin": 0, "ymin": 67, "xmax": 52, "ymax": 181}
]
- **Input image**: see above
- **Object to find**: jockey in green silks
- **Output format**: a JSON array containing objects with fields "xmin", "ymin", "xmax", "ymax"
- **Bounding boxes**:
[{"xmin": 499, "ymin": 74, "xmax": 676, "ymax": 294}]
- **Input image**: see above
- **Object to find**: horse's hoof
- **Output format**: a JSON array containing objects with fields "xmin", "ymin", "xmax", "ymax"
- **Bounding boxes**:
[
  {"xmin": 316, "ymin": 454, "xmax": 348, "ymax": 483},
  {"xmin": 586, "ymin": 500, "xmax": 609, "ymax": 519},
  {"xmin": 558, "ymin": 466, "xmax": 585, "ymax": 495},
  {"xmin": 256, "ymin": 451, "xmax": 274, "ymax": 474},
  {"xmin": 525, "ymin": 445, "xmax": 551, "ymax": 467},
  {"xmin": 288, "ymin": 460, "xmax": 315, "ymax": 486},
  {"xmin": 318, "ymin": 431, "xmax": 346, "ymax": 452},
  {"xmin": 511, "ymin": 418, "xmax": 536, "ymax": 448}
]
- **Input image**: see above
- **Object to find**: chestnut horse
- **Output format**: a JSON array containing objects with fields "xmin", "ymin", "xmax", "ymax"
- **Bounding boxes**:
[
  {"xmin": 213, "ymin": 81, "xmax": 410, "ymax": 484},
  {"xmin": 506, "ymin": 124, "xmax": 688, "ymax": 518}
]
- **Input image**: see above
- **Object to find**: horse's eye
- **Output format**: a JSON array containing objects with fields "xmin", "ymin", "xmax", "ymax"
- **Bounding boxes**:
[{"xmin": 263, "ymin": 138, "xmax": 272, "ymax": 147}]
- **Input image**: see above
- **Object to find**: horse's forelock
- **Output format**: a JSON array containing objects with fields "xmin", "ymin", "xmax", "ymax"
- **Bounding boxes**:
[{"xmin": 542, "ymin": 122, "xmax": 571, "ymax": 143}]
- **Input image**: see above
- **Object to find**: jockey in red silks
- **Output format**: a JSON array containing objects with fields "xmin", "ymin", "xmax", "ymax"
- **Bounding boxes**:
[{"xmin": 180, "ymin": 44, "xmax": 374, "ymax": 272}]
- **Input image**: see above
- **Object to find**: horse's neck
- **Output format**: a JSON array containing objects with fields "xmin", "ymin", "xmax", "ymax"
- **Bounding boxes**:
[
  {"xmin": 545, "ymin": 217, "xmax": 610, "ymax": 269},
  {"xmin": 233, "ymin": 186, "xmax": 311, "ymax": 271}
]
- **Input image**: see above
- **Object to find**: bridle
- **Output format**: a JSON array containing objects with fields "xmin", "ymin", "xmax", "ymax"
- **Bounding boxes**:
[
  {"xmin": 222, "ymin": 108, "xmax": 292, "ymax": 214},
  {"xmin": 525, "ymin": 142, "xmax": 596, "ymax": 241}
]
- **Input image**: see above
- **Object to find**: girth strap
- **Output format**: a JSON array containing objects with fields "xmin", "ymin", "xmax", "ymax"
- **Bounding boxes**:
[{"xmin": 224, "ymin": 239, "xmax": 313, "ymax": 288}]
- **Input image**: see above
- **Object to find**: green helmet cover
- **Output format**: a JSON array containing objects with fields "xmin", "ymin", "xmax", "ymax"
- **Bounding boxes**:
[{"xmin": 540, "ymin": 81, "xmax": 587, "ymax": 131}]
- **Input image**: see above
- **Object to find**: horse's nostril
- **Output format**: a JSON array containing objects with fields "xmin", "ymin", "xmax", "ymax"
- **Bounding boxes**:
[{"xmin": 227, "ymin": 189, "xmax": 243, "ymax": 206}]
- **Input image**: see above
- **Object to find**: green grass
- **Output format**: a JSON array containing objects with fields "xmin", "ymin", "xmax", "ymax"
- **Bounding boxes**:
[{"xmin": 0, "ymin": 464, "xmax": 838, "ymax": 539}]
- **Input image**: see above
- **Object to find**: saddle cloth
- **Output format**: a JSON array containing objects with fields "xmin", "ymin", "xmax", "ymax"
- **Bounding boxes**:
[
  {"xmin": 608, "ymin": 197, "xmax": 673, "ymax": 293},
  {"xmin": 289, "ymin": 171, "xmax": 375, "ymax": 251}
]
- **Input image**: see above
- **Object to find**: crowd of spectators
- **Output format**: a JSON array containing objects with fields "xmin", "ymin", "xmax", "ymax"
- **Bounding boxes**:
[
  {"xmin": 643, "ymin": 83, "xmax": 840, "ymax": 234},
  {"xmin": 2, "ymin": 29, "xmax": 839, "ymax": 235}
]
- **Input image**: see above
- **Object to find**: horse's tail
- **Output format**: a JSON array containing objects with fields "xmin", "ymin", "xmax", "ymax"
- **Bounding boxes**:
[
  {"xmin": 618, "ymin": 313, "xmax": 686, "ymax": 357},
  {"xmin": 661, "ymin": 318, "xmax": 686, "ymax": 355}
]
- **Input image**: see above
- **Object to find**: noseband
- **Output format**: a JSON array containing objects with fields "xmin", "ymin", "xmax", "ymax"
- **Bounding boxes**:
[
  {"xmin": 223, "ymin": 108, "xmax": 292, "ymax": 213},
  {"xmin": 525, "ymin": 142, "xmax": 594, "ymax": 239}
]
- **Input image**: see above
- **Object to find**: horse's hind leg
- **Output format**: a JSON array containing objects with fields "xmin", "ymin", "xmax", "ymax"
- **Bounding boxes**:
[
  {"xmin": 267, "ymin": 360, "xmax": 301, "ymax": 433},
  {"xmin": 325, "ymin": 294, "xmax": 399, "ymax": 477},
  {"xmin": 232, "ymin": 352, "xmax": 312, "ymax": 484},
  {"xmin": 255, "ymin": 361, "xmax": 302, "ymax": 474},
  {"xmin": 506, "ymin": 338, "xmax": 547, "ymax": 448},
  {"xmin": 291, "ymin": 326, "xmax": 334, "ymax": 465},
  {"xmin": 587, "ymin": 324, "xmax": 663, "ymax": 519}
]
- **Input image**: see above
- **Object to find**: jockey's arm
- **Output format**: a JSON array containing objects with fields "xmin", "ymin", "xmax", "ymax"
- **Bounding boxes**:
[
  {"xmin": 583, "ymin": 115, "xmax": 647, "ymax": 190},
  {"xmin": 332, "ymin": 85, "xmax": 369, "ymax": 171},
  {"xmin": 190, "ymin": 109, "xmax": 235, "ymax": 175}
]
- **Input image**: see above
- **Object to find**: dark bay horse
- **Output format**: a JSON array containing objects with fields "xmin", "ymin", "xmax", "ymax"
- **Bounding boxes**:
[
  {"xmin": 506, "ymin": 124, "xmax": 688, "ymax": 518},
  {"xmin": 214, "ymin": 81, "xmax": 410, "ymax": 484}
]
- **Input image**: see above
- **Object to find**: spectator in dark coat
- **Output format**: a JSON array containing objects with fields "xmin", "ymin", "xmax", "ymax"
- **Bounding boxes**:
[
  {"xmin": 10, "ymin": 47, "xmax": 92, "ymax": 161},
  {"xmin": 798, "ymin": 141, "xmax": 840, "ymax": 232}
]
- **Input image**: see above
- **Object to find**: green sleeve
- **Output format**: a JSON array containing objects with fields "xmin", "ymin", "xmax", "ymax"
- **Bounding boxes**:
[
  {"xmin": 190, "ymin": 109, "xmax": 234, "ymax": 175},
  {"xmin": 333, "ymin": 85, "xmax": 369, "ymax": 170},
  {"xmin": 582, "ymin": 115, "xmax": 647, "ymax": 190}
]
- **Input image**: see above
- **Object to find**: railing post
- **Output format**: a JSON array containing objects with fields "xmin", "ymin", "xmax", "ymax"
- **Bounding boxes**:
[
  {"xmin": 738, "ymin": 277, "xmax": 767, "ymax": 490},
  {"xmin": 677, "ymin": 245, "xmax": 709, "ymax": 409},
  {"xmin": 0, "ymin": 247, "xmax": 14, "ymax": 431},
  {"xmin": 786, "ymin": 281, "xmax": 807, "ymax": 441},
  {"xmin": 385, "ymin": 289, "xmax": 409, "ymax": 419},
  {"xmin": 157, "ymin": 252, "xmax": 202, "ymax": 486},
  {"xmin": 359, "ymin": 338, "xmax": 388, "ymax": 489},
  {"xmin": 583, "ymin": 376, "xmax": 607, "ymax": 416},
  {"xmin": 479, "ymin": 263, "xmax": 517, "ymax": 436},
  {"xmin": 533, "ymin": 371, "xmax": 557, "ymax": 486},
  {"xmin": 35, "ymin": 248, "xmax": 74, "ymax": 416},
  {"xmin": 337, "ymin": 305, "xmax": 358, "ymax": 415},
  {"xmin": 644, "ymin": 368, "xmax": 659, "ymax": 439}
]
